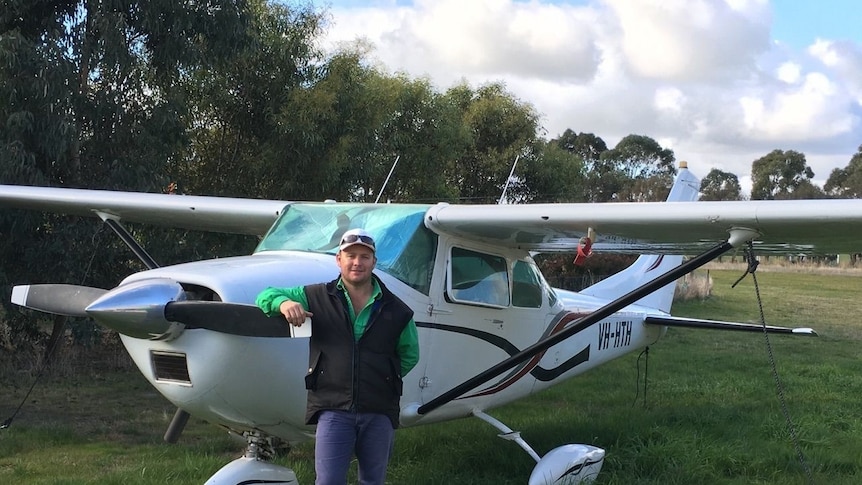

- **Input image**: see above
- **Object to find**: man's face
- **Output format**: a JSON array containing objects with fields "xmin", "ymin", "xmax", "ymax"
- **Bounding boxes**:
[{"xmin": 336, "ymin": 245, "xmax": 376, "ymax": 286}]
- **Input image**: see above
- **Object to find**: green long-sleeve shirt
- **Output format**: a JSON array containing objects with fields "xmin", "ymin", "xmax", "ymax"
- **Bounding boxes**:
[{"xmin": 256, "ymin": 278, "xmax": 419, "ymax": 376}]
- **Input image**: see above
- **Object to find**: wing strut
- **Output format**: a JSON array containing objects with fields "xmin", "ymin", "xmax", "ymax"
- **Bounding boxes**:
[
  {"xmin": 99, "ymin": 215, "xmax": 159, "ymax": 270},
  {"xmin": 416, "ymin": 237, "xmax": 741, "ymax": 417}
]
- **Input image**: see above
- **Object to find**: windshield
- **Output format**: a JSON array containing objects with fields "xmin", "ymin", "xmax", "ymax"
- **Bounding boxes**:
[{"xmin": 256, "ymin": 203, "xmax": 438, "ymax": 294}]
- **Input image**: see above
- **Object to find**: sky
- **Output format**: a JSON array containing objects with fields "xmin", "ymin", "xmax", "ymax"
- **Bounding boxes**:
[{"xmin": 315, "ymin": 0, "xmax": 862, "ymax": 194}]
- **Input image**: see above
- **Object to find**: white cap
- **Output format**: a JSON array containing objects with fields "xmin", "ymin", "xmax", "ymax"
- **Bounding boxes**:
[{"xmin": 339, "ymin": 228, "xmax": 376, "ymax": 253}]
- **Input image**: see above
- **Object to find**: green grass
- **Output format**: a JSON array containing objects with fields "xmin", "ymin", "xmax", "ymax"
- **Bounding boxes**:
[{"xmin": 2, "ymin": 269, "xmax": 862, "ymax": 483}]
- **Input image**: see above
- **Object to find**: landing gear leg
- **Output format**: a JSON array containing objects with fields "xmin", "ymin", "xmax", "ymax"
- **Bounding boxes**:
[
  {"xmin": 473, "ymin": 410, "xmax": 604, "ymax": 485},
  {"xmin": 204, "ymin": 431, "xmax": 299, "ymax": 485}
]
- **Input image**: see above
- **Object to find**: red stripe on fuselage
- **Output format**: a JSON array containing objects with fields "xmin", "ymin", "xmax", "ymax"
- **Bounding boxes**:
[{"xmin": 459, "ymin": 311, "xmax": 590, "ymax": 399}]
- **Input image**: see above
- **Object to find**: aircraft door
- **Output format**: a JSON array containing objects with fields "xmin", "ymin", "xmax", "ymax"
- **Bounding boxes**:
[{"xmin": 420, "ymin": 244, "xmax": 549, "ymax": 409}]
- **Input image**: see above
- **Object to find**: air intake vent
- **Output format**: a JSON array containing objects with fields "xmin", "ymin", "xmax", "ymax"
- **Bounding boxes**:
[{"xmin": 151, "ymin": 351, "xmax": 191, "ymax": 385}]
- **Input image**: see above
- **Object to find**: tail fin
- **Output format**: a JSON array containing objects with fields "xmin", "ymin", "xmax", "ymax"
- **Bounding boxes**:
[{"xmin": 578, "ymin": 164, "xmax": 700, "ymax": 313}]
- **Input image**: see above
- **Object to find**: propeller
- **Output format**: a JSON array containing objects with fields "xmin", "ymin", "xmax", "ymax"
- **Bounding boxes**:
[
  {"xmin": 13, "ymin": 283, "xmax": 290, "ymax": 337},
  {"xmin": 11, "ymin": 284, "xmax": 107, "ymax": 317},
  {"xmin": 164, "ymin": 301, "xmax": 291, "ymax": 337}
]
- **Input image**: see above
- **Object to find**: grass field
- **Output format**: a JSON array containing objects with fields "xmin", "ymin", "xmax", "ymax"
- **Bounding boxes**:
[{"xmin": 1, "ymin": 268, "xmax": 861, "ymax": 484}]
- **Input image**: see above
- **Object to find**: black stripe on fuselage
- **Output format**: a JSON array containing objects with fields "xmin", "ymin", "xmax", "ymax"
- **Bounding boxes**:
[{"xmin": 415, "ymin": 320, "xmax": 590, "ymax": 383}]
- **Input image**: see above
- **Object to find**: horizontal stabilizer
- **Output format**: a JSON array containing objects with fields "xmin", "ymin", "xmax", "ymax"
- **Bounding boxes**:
[
  {"xmin": 645, "ymin": 315, "xmax": 817, "ymax": 336},
  {"xmin": 12, "ymin": 284, "xmax": 108, "ymax": 317},
  {"xmin": 164, "ymin": 301, "xmax": 291, "ymax": 338}
]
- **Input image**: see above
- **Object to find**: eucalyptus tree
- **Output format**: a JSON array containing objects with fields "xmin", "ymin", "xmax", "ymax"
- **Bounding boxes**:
[
  {"xmin": 593, "ymin": 134, "xmax": 676, "ymax": 202},
  {"xmin": 445, "ymin": 82, "xmax": 541, "ymax": 204},
  {"xmin": 551, "ymin": 130, "xmax": 607, "ymax": 202},
  {"xmin": 0, "ymin": 0, "xmax": 254, "ymax": 349},
  {"xmin": 700, "ymin": 168, "xmax": 743, "ymax": 201},
  {"xmin": 824, "ymin": 145, "xmax": 862, "ymax": 198},
  {"xmin": 750, "ymin": 149, "xmax": 815, "ymax": 200},
  {"xmin": 515, "ymin": 142, "xmax": 588, "ymax": 203},
  {"xmin": 353, "ymin": 74, "xmax": 468, "ymax": 204},
  {"xmin": 174, "ymin": 1, "xmax": 329, "ymax": 200},
  {"xmin": 554, "ymin": 130, "xmax": 608, "ymax": 168}
]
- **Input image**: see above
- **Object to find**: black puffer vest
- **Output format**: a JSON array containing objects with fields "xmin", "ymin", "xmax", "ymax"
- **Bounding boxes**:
[{"xmin": 303, "ymin": 276, "xmax": 413, "ymax": 428}]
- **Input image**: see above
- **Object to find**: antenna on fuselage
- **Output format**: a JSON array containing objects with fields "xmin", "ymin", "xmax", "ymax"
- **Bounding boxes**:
[
  {"xmin": 498, "ymin": 154, "xmax": 520, "ymax": 204},
  {"xmin": 375, "ymin": 155, "xmax": 400, "ymax": 203}
]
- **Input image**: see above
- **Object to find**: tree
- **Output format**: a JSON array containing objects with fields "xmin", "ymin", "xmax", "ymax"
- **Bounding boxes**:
[
  {"xmin": 174, "ymin": 1, "xmax": 330, "ymax": 200},
  {"xmin": 0, "ymin": 0, "xmax": 257, "ymax": 353},
  {"xmin": 593, "ymin": 134, "xmax": 677, "ymax": 202},
  {"xmin": 446, "ymin": 82, "xmax": 541, "ymax": 203},
  {"xmin": 700, "ymin": 169, "xmax": 743, "ymax": 201},
  {"xmin": 777, "ymin": 180, "xmax": 824, "ymax": 199},
  {"xmin": 331, "ymin": 66, "xmax": 466, "ymax": 204},
  {"xmin": 824, "ymin": 145, "xmax": 862, "ymax": 198},
  {"xmin": 368, "ymin": 75, "xmax": 468, "ymax": 203},
  {"xmin": 554, "ymin": 130, "xmax": 608, "ymax": 166},
  {"xmin": 750, "ymin": 149, "xmax": 815, "ymax": 200},
  {"xmin": 515, "ymin": 142, "xmax": 587, "ymax": 203}
]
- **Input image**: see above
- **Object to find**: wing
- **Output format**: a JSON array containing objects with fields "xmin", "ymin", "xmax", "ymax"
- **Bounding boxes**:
[
  {"xmin": 0, "ymin": 185, "xmax": 288, "ymax": 236},
  {"xmin": 6, "ymin": 177, "xmax": 862, "ymax": 255},
  {"xmin": 425, "ymin": 199, "xmax": 862, "ymax": 255}
]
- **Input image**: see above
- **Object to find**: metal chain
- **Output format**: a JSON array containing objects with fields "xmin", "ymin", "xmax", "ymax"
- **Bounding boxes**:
[
  {"xmin": 740, "ymin": 243, "xmax": 814, "ymax": 484},
  {"xmin": 632, "ymin": 346, "xmax": 649, "ymax": 408}
]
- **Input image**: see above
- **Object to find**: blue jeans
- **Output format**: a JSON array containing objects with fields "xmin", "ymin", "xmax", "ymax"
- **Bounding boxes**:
[{"xmin": 314, "ymin": 410, "xmax": 395, "ymax": 485}]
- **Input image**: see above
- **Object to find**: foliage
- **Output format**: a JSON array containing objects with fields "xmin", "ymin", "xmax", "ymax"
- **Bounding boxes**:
[
  {"xmin": 173, "ymin": 1, "xmax": 329, "ymax": 200},
  {"xmin": 592, "ymin": 134, "xmax": 677, "ymax": 202},
  {"xmin": 554, "ymin": 129, "xmax": 608, "ymax": 166},
  {"xmin": 0, "ymin": 0, "xmax": 256, "ymax": 350},
  {"xmin": 824, "ymin": 145, "xmax": 862, "ymax": 198},
  {"xmin": 512, "ymin": 141, "xmax": 587, "ymax": 203},
  {"xmin": 750, "ymin": 149, "xmax": 816, "ymax": 200},
  {"xmin": 444, "ymin": 82, "xmax": 541, "ymax": 203},
  {"xmin": 699, "ymin": 168, "xmax": 743, "ymax": 201}
]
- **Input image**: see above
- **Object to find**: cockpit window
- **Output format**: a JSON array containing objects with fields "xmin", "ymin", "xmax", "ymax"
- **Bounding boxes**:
[
  {"xmin": 448, "ymin": 247, "xmax": 510, "ymax": 307},
  {"xmin": 255, "ymin": 203, "xmax": 437, "ymax": 294}
]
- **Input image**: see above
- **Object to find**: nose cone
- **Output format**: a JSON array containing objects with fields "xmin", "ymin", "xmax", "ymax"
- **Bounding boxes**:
[{"xmin": 86, "ymin": 278, "xmax": 186, "ymax": 340}]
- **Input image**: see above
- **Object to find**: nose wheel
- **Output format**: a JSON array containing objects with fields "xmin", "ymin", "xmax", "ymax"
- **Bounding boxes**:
[{"xmin": 204, "ymin": 431, "xmax": 299, "ymax": 485}]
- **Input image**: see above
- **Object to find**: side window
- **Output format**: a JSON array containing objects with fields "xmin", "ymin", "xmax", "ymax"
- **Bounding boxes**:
[
  {"xmin": 449, "ymin": 247, "xmax": 509, "ymax": 307},
  {"xmin": 512, "ymin": 260, "xmax": 543, "ymax": 308}
]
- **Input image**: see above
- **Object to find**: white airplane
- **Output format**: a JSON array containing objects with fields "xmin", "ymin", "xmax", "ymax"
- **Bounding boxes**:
[{"xmin": 2, "ymin": 163, "xmax": 861, "ymax": 484}]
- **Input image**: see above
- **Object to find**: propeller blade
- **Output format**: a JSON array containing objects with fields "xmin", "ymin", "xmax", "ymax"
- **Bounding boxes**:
[
  {"xmin": 164, "ymin": 301, "xmax": 291, "ymax": 337},
  {"xmin": 12, "ymin": 284, "xmax": 108, "ymax": 317}
]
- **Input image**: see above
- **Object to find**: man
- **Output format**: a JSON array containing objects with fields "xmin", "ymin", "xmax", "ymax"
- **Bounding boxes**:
[{"xmin": 256, "ymin": 228, "xmax": 419, "ymax": 485}]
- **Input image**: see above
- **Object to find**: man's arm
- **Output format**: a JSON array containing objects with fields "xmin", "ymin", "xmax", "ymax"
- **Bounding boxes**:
[
  {"xmin": 256, "ymin": 286, "xmax": 314, "ymax": 326},
  {"xmin": 256, "ymin": 286, "xmax": 309, "ymax": 316},
  {"xmin": 397, "ymin": 319, "xmax": 419, "ymax": 377}
]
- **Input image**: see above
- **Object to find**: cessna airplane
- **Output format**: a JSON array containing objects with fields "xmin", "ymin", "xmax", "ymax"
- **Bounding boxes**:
[{"xmin": 2, "ymin": 163, "xmax": 861, "ymax": 484}]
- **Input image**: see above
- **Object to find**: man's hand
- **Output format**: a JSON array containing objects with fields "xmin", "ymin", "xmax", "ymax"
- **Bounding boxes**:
[{"xmin": 279, "ymin": 300, "xmax": 313, "ymax": 326}]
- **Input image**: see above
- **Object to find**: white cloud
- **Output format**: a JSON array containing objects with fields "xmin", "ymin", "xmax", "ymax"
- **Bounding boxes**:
[
  {"xmin": 808, "ymin": 39, "xmax": 862, "ymax": 105},
  {"xmin": 809, "ymin": 39, "xmax": 842, "ymax": 67},
  {"xmin": 776, "ymin": 62, "xmax": 801, "ymax": 83},
  {"xmin": 654, "ymin": 87, "xmax": 685, "ymax": 113},
  {"xmin": 740, "ymin": 72, "xmax": 855, "ymax": 141},
  {"xmin": 327, "ymin": 0, "xmax": 602, "ymax": 84},
  {"xmin": 604, "ymin": 0, "xmax": 771, "ymax": 81},
  {"xmin": 321, "ymin": 0, "xmax": 862, "ymax": 191}
]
